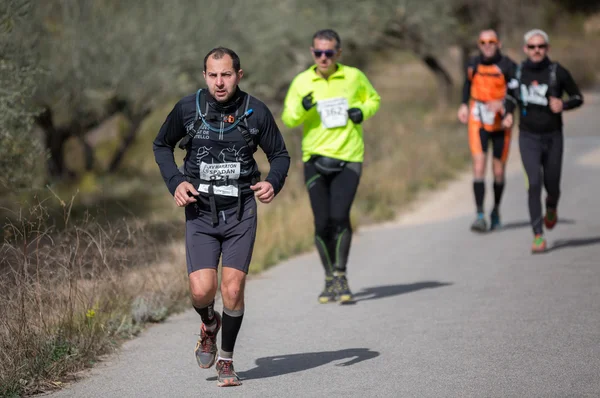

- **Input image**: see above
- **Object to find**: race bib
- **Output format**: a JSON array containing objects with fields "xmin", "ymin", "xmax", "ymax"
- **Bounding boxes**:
[
  {"xmin": 198, "ymin": 161, "xmax": 240, "ymax": 197},
  {"xmin": 317, "ymin": 97, "xmax": 349, "ymax": 128},
  {"xmin": 473, "ymin": 101, "xmax": 499, "ymax": 125}
]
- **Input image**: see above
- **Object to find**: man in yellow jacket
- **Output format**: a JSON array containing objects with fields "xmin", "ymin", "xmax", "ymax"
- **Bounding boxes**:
[{"xmin": 282, "ymin": 29, "xmax": 381, "ymax": 304}]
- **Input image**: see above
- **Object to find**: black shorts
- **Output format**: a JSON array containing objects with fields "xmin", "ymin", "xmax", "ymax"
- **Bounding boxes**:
[
  {"xmin": 469, "ymin": 127, "xmax": 511, "ymax": 163},
  {"xmin": 184, "ymin": 196, "xmax": 257, "ymax": 274}
]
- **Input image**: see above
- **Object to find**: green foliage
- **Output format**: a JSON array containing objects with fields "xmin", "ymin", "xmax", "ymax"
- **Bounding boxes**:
[{"xmin": 0, "ymin": 0, "xmax": 45, "ymax": 193}]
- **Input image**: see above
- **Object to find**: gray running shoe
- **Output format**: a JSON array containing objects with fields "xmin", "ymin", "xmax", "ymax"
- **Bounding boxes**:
[
  {"xmin": 216, "ymin": 359, "xmax": 242, "ymax": 387},
  {"xmin": 194, "ymin": 312, "xmax": 221, "ymax": 369},
  {"xmin": 470, "ymin": 213, "xmax": 487, "ymax": 233}
]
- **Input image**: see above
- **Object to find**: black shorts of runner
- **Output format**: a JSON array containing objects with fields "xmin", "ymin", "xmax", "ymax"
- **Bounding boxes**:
[
  {"xmin": 184, "ymin": 195, "xmax": 257, "ymax": 274},
  {"xmin": 469, "ymin": 127, "xmax": 511, "ymax": 163}
]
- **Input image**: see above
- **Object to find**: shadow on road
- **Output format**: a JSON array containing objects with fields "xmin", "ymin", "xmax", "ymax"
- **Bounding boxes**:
[
  {"xmin": 206, "ymin": 348, "xmax": 380, "ymax": 381},
  {"xmin": 549, "ymin": 236, "xmax": 600, "ymax": 252},
  {"xmin": 352, "ymin": 281, "xmax": 452, "ymax": 302},
  {"xmin": 500, "ymin": 218, "xmax": 576, "ymax": 231}
]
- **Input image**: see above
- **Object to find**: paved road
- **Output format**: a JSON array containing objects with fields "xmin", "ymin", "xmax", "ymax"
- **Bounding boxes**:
[{"xmin": 49, "ymin": 92, "xmax": 600, "ymax": 397}]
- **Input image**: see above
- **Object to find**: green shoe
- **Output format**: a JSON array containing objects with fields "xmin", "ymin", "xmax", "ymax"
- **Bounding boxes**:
[{"xmin": 531, "ymin": 234, "xmax": 547, "ymax": 254}]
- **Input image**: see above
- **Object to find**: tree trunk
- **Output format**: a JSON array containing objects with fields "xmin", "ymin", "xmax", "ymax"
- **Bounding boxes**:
[
  {"xmin": 422, "ymin": 55, "xmax": 453, "ymax": 109},
  {"xmin": 460, "ymin": 45, "xmax": 471, "ymax": 80},
  {"xmin": 107, "ymin": 110, "xmax": 150, "ymax": 173},
  {"xmin": 37, "ymin": 109, "xmax": 71, "ymax": 178},
  {"xmin": 79, "ymin": 135, "xmax": 94, "ymax": 171}
]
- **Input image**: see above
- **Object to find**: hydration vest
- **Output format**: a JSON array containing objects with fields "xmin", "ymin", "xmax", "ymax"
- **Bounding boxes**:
[{"xmin": 179, "ymin": 88, "xmax": 261, "ymax": 225}]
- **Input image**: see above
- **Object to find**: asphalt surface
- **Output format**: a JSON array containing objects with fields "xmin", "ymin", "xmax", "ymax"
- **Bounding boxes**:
[{"xmin": 48, "ymin": 92, "xmax": 600, "ymax": 397}]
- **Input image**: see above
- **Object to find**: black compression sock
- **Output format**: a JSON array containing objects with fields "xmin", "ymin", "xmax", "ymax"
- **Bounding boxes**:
[
  {"xmin": 193, "ymin": 300, "xmax": 215, "ymax": 325},
  {"xmin": 221, "ymin": 307, "xmax": 244, "ymax": 358},
  {"xmin": 493, "ymin": 181, "xmax": 505, "ymax": 210},
  {"xmin": 473, "ymin": 180, "xmax": 485, "ymax": 213}
]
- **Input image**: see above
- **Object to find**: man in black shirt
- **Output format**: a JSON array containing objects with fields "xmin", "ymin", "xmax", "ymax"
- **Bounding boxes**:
[
  {"xmin": 153, "ymin": 47, "xmax": 290, "ymax": 386},
  {"xmin": 507, "ymin": 29, "xmax": 583, "ymax": 253}
]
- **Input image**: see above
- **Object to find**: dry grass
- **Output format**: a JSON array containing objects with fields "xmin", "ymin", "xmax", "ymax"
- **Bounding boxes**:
[{"xmin": 0, "ymin": 198, "xmax": 188, "ymax": 396}]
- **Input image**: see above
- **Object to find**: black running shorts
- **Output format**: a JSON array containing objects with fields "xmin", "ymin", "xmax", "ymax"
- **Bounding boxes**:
[{"xmin": 184, "ymin": 196, "xmax": 257, "ymax": 274}]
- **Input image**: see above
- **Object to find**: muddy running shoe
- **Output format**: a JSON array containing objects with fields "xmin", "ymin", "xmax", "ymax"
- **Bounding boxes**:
[
  {"xmin": 531, "ymin": 234, "xmax": 547, "ymax": 254},
  {"xmin": 470, "ymin": 212, "xmax": 487, "ymax": 233},
  {"xmin": 318, "ymin": 277, "xmax": 337, "ymax": 304},
  {"xmin": 194, "ymin": 312, "xmax": 221, "ymax": 369},
  {"xmin": 334, "ymin": 273, "xmax": 354, "ymax": 304},
  {"xmin": 544, "ymin": 207, "xmax": 557, "ymax": 230},
  {"xmin": 216, "ymin": 359, "xmax": 242, "ymax": 387},
  {"xmin": 490, "ymin": 208, "xmax": 502, "ymax": 230}
]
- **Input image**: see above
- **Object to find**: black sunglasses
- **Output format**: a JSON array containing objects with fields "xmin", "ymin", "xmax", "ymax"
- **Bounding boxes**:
[
  {"xmin": 313, "ymin": 49, "xmax": 336, "ymax": 58},
  {"xmin": 527, "ymin": 44, "xmax": 548, "ymax": 50}
]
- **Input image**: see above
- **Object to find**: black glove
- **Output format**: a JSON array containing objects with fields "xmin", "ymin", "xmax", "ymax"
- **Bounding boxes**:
[
  {"xmin": 347, "ymin": 108, "xmax": 363, "ymax": 124},
  {"xmin": 302, "ymin": 92, "xmax": 316, "ymax": 111}
]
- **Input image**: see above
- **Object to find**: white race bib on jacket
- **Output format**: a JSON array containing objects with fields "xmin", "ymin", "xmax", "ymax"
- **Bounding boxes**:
[{"xmin": 317, "ymin": 97, "xmax": 349, "ymax": 128}]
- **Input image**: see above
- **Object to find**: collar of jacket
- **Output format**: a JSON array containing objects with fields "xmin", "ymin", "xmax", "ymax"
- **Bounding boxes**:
[{"xmin": 311, "ymin": 63, "xmax": 346, "ymax": 81}]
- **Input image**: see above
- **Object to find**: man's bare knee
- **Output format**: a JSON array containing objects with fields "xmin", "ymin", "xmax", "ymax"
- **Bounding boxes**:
[
  {"xmin": 221, "ymin": 268, "xmax": 246, "ymax": 310},
  {"xmin": 472, "ymin": 155, "xmax": 486, "ymax": 179},
  {"xmin": 189, "ymin": 269, "xmax": 218, "ymax": 307}
]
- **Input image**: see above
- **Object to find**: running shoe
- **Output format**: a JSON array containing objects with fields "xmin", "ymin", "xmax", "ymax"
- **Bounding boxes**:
[
  {"xmin": 470, "ymin": 212, "xmax": 487, "ymax": 232},
  {"xmin": 531, "ymin": 234, "xmax": 547, "ymax": 254},
  {"xmin": 194, "ymin": 312, "xmax": 221, "ymax": 369},
  {"xmin": 216, "ymin": 359, "xmax": 242, "ymax": 387},
  {"xmin": 318, "ymin": 277, "xmax": 337, "ymax": 304}
]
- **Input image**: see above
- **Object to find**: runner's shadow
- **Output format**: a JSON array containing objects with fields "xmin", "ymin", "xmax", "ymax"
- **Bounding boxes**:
[
  {"xmin": 500, "ymin": 218, "xmax": 576, "ymax": 231},
  {"xmin": 206, "ymin": 348, "xmax": 380, "ymax": 381},
  {"xmin": 352, "ymin": 281, "xmax": 452, "ymax": 302},
  {"xmin": 548, "ymin": 236, "xmax": 600, "ymax": 252}
]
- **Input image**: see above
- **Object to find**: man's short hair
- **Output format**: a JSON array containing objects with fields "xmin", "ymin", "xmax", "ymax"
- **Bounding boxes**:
[
  {"xmin": 312, "ymin": 29, "xmax": 341, "ymax": 49},
  {"xmin": 203, "ymin": 47, "xmax": 241, "ymax": 72},
  {"xmin": 479, "ymin": 29, "xmax": 499, "ymax": 39},
  {"xmin": 524, "ymin": 29, "xmax": 549, "ymax": 44}
]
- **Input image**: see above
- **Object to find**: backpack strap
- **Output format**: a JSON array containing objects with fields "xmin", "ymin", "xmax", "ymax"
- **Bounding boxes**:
[
  {"xmin": 237, "ymin": 93, "xmax": 257, "ymax": 152},
  {"xmin": 178, "ymin": 89, "xmax": 255, "ymax": 150},
  {"xmin": 548, "ymin": 62, "xmax": 558, "ymax": 95},
  {"xmin": 177, "ymin": 88, "xmax": 205, "ymax": 150}
]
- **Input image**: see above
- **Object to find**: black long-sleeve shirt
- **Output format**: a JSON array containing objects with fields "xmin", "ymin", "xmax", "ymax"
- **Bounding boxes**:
[
  {"xmin": 153, "ymin": 87, "xmax": 290, "ymax": 210},
  {"xmin": 509, "ymin": 57, "xmax": 584, "ymax": 133}
]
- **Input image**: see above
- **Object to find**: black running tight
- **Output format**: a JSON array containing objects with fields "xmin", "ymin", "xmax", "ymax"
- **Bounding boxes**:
[
  {"xmin": 519, "ymin": 130, "xmax": 563, "ymax": 235},
  {"xmin": 303, "ymin": 160, "xmax": 361, "ymax": 276}
]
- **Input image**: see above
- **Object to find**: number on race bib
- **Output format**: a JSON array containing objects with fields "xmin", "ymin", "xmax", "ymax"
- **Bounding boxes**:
[{"xmin": 317, "ymin": 97, "xmax": 349, "ymax": 128}]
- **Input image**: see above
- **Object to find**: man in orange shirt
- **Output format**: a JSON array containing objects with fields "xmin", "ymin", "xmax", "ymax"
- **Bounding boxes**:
[{"xmin": 457, "ymin": 29, "xmax": 518, "ymax": 232}]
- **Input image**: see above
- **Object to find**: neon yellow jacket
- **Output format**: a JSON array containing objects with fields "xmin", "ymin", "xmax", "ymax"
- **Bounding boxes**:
[{"xmin": 281, "ymin": 63, "xmax": 381, "ymax": 162}]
